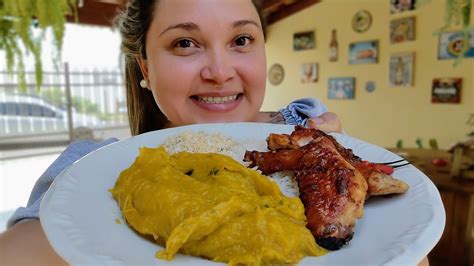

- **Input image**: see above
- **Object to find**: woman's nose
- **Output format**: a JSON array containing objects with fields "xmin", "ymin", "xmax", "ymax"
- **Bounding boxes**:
[{"xmin": 200, "ymin": 49, "xmax": 236, "ymax": 84}]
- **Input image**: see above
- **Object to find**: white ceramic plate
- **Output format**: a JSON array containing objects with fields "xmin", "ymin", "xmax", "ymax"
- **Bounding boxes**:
[{"xmin": 40, "ymin": 123, "xmax": 445, "ymax": 265}]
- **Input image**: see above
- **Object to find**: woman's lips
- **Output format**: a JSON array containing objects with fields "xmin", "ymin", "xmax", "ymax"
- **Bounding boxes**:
[{"xmin": 190, "ymin": 93, "xmax": 243, "ymax": 112}]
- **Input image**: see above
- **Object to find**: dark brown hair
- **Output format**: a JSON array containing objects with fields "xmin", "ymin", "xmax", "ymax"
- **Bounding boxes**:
[{"xmin": 115, "ymin": 0, "xmax": 266, "ymax": 135}]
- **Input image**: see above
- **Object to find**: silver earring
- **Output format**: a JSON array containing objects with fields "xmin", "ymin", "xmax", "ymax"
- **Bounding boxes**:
[{"xmin": 140, "ymin": 79, "xmax": 148, "ymax": 88}]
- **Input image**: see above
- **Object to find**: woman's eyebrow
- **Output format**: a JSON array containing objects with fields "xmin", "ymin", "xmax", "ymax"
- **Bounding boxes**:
[
  {"xmin": 233, "ymin": 19, "xmax": 260, "ymax": 29},
  {"xmin": 159, "ymin": 20, "xmax": 260, "ymax": 37},
  {"xmin": 160, "ymin": 22, "xmax": 199, "ymax": 36}
]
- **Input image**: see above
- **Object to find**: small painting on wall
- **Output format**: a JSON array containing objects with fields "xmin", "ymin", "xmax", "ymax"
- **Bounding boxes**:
[
  {"xmin": 293, "ymin": 31, "xmax": 315, "ymax": 51},
  {"xmin": 389, "ymin": 52, "xmax": 415, "ymax": 87},
  {"xmin": 349, "ymin": 40, "xmax": 378, "ymax": 64},
  {"xmin": 431, "ymin": 78, "xmax": 462, "ymax": 104},
  {"xmin": 390, "ymin": 0, "xmax": 416, "ymax": 14},
  {"xmin": 301, "ymin": 63, "xmax": 318, "ymax": 83},
  {"xmin": 390, "ymin": 17, "xmax": 416, "ymax": 43},
  {"xmin": 328, "ymin": 77, "xmax": 355, "ymax": 99},
  {"xmin": 438, "ymin": 30, "xmax": 474, "ymax": 59}
]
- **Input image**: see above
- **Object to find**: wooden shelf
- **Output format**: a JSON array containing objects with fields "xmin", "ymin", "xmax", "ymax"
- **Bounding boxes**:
[{"xmin": 389, "ymin": 148, "xmax": 474, "ymax": 266}]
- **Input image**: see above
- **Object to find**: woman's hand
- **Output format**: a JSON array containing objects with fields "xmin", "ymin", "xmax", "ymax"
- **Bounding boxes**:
[{"xmin": 307, "ymin": 112, "xmax": 343, "ymax": 133}]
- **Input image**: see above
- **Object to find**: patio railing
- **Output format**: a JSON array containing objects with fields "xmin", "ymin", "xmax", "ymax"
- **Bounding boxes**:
[{"xmin": 0, "ymin": 63, "xmax": 131, "ymax": 159}]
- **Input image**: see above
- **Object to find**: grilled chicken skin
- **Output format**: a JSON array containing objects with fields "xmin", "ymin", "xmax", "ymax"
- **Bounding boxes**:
[
  {"xmin": 244, "ymin": 133, "xmax": 368, "ymax": 250},
  {"xmin": 265, "ymin": 126, "xmax": 409, "ymax": 197},
  {"xmin": 244, "ymin": 126, "xmax": 409, "ymax": 250}
]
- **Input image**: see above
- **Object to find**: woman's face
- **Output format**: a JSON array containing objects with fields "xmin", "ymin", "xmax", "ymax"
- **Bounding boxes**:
[{"xmin": 139, "ymin": 0, "xmax": 266, "ymax": 127}]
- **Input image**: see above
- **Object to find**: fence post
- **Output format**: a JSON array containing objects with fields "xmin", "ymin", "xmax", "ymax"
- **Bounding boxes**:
[{"xmin": 64, "ymin": 62, "xmax": 74, "ymax": 142}]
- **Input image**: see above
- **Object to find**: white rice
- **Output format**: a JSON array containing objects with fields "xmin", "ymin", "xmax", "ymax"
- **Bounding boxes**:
[
  {"xmin": 162, "ymin": 130, "xmax": 243, "ymax": 161},
  {"xmin": 162, "ymin": 131, "xmax": 300, "ymax": 197}
]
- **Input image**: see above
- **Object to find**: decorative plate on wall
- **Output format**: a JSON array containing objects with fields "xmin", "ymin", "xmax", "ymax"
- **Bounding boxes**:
[
  {"xmin": 352, "ymin": 10, "xmax": 372, "ymax": 33},
  {"xmin": 268, "ymin": 63, "xmax": 285, "ymax": 85}
]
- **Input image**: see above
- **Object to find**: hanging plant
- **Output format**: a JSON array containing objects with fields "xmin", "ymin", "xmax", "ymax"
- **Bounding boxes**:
[
  {"xmin": 418, "ymin": 0, "xmax": 473, "ymax": 66},
  {"xmin": 0, "ymin": 0, "xmax": 77, "ymax": 90}
]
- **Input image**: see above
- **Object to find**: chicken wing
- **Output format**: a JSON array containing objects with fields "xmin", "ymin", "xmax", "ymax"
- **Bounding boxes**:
[
  {"xmin": 244, "ymin": 126, "xmax": 409, "ymax": 250},
  {"xmin": 265, "ymin": 126, "xmax": 409, "ymax": 196},
  {"xmin": 245, "ymin": 132, "xmax": 368, "ymax": 250}
]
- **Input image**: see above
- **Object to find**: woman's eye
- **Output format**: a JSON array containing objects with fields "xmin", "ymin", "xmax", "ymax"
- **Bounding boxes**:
[
  {"xmin": 233, "ymin": 35, "xmax": 253, "ymax": 47},
  {"xmin": 174, "ymin": 39, "xmax": 195, "ymax": 48}
]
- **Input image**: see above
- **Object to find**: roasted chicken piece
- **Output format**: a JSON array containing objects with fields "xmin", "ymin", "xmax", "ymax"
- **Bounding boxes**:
[
  {"xmin": 245, "ymin": 132, "xmax": 368, "ymax": 250},
  {"xmin": 244, "ymin": 126, "xmax": 409, "ymax": 250},
  {"xmin": 266, "ymin": 126, "xmax": 409, "ymax": 196}
]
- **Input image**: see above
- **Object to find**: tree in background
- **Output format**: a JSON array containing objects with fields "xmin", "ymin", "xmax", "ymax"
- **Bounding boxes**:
[{"xmin": 0, "ymin": 0, "xmax": 77, "ymax": 89}]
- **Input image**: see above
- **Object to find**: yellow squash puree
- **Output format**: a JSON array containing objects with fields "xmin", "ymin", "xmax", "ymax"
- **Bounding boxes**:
[{"xmin": 110, "ymin": 147, "xmax": 326, "ymax": 265}]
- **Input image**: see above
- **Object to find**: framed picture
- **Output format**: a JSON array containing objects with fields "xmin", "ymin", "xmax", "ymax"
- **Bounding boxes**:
[
  {"xmin": 389, "ymin": 52, "xmax": 415, "ymax": 87},
  {"xmin": 438, "ymin": 30, "xmax": 474, "ymax": 59},
  {"xmin": 390, "ymin": 0, "xmax": 416, "ymax": 14},
  {"xmin": 431, "ymin": 78, "xmax": 462, "ymax": 103},
  {"xmin": 390, "ymin": 17, "xmax": 416, "ymax": 44},
  {"xmin": 328, "ymin": 77, "xmax": 355, "ymax": 99},
  {"xmin": 349, "ymin": 40, "xmax": 378, "ymax": 64},
  {"xmin": 301, "ymin": 63, "xmax": 318, "ymax": 83},
  {"xmin": 293, "ymin": 31, "xmax": 315, "ymax": 51},
  {"xmin": 268, "ymin": 64, "xmax": 285, "ymax": 85}
]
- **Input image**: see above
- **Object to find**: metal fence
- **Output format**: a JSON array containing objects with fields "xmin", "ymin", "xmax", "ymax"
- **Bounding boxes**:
[{"xmin": 0, "ymin": 64, "xmax": 131, "ymax": 159}]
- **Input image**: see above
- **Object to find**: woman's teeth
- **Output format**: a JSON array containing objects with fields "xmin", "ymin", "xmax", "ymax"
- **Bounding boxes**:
[{"xmin": 198, "ymin": 95, "xmax": 238, "ymax": 104}]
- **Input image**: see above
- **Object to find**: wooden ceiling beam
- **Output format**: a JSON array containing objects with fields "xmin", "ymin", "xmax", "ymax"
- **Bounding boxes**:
[
  {"xmin": 66, "ymin": 0, "xmax": 322, "ymax": 27},
  {"xmin": 66, "ymin": 0, "xmax": 123, "ymax": 26},
  {"xmin": 264, "ymin": 0, "xmax": 321, "ymax": 25},
  {"xmin": 262, "ymin": 0, "xmax": 284, "ymax": 11}
]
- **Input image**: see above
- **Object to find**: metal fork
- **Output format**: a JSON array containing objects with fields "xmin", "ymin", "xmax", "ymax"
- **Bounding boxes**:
[{"xmin": 380, "ymin": 159, "xmax": 410, "ymax": 169}]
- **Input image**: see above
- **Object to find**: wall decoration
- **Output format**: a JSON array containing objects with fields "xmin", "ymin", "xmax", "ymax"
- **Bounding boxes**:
[
  {"xmin": 390, "ymin": 16, "xmax": 416, "ymax": 43},
  {"xmin": 349, "ymin": 40, "xmax": 378, "ymax": 64},
  {"xmin": 352, "ymin": 10, "xmax": 372, "ymax": 33},
  {"xmin": 268, "ymin": 64, "xmax": 285, "ymax": 85},
  {"xmin": 293, "ymin": 31, "xmax": 315, "ymax": 51},
  {"xmin": 329, "ymin": 29, "xmax": 338, "ymax": 62},
  {"xmin": 365, "ymin": 81, "xmax": 376, "ymax": 93},
  {"xmin": 301, "ymin": 63, "xmax": 318, "ymax": 83},
  {"xmin": 438, "ymin": 30, "xmax": 474, "ymax": 59},
  {"xmin": 433, "ymin": 0, "xmax": 472, "ymax": 66},
  {"xmin": 328, "ymin": 77, "xmax": 356, "ymax": 99},
  {"xmin": 431, "ymin": 77, "xmax": 462, "ymax": 103},
  {"xmin": 389, "ymin": 52, "xmax": 415, "ymax": 87},
  {"xmin": 390, "ymin": 0, "xmax": 417, "ymax": 14},
  {"xmin": 437, "ymin": 0, "xmax": 472, "ymax": 31}
]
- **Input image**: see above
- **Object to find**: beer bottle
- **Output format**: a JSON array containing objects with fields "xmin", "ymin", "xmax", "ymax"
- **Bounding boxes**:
[{"xmin": 329, "ymin": 29, "xmax": 338, "ymax": 62}]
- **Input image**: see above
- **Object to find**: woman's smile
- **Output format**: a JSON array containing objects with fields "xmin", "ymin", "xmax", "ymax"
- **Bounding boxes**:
[{"xmin": 190, "ymin": 93, "xmax": 243, "ymax": 111}]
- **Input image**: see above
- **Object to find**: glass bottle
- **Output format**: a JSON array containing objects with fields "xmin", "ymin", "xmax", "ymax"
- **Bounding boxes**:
[{"xmin": 329, "ymin": 29, "xmax": 338, "ymax": 62}]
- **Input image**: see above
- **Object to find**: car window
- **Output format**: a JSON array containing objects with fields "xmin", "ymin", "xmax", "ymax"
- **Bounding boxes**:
[
  {"xmin": 30, "ymin": 104, "xmax": 43, "ymax": 117},
  {"xmin": 5, "ymin": 103, "xmax": 17, "ymax": 115},
  {"xmin": 42, "ymin": 106, "xmax": 56, "ymax": 117},
  {"xmin": 0, "ymin": 103, "xmax": 4, "ymax": 115},
  {"xmin": 18, "ymin": 103, "xmax": 30, "ymax": 116}
]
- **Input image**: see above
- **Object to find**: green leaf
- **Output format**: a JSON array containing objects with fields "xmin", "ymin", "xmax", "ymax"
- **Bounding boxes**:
[{"xmin": 0, "ymin": 0, "xmax": 77, "ymax": 90}]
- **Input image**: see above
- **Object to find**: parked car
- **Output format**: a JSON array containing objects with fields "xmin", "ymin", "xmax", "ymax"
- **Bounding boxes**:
[{"xmin": 0, "ymin": 93, "xmax": 103, "ymax": 137}]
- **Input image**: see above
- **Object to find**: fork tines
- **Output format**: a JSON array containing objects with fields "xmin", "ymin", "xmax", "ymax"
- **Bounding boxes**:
[{"xmin": 381, "ymin": 159, "xmax": 410, "ymax": 168}]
